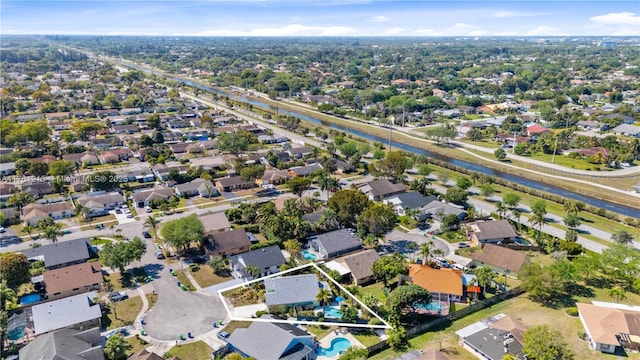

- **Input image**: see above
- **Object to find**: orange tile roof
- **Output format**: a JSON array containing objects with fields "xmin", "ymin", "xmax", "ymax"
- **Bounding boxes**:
[
  {"xmin": 409, "ymin": 265, "xmax": 463, "ymax": 296},
  {"xmin": 577, "ymin": 303, "xmax": 639, "ymax": 346}
]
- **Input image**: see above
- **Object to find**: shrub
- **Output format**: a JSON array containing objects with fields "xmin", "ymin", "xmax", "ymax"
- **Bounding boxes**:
[
  {"xmin": 255, "ymin": 310, "xmax": 268, "ymax": 318},
  {"xmin": 566, "ymin": 307, "xmax": 578, "ymax": 317},
  {"xmin": 189, "ymin": 263, "xmax": 200, "ymax": 272}
]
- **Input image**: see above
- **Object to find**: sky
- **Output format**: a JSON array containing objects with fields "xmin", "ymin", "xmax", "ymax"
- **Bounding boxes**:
[{"xmin": 1, "ymin": 0, "xmax": 639, "ymax": 37}]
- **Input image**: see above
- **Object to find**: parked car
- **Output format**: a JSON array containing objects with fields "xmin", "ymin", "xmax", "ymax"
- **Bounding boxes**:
[
  {"xmin": 108, "ymin": 291, "xmax": 128, "ymax": 302},
  {"xmin": 0, "ymin": 226, "xmax": 5, "ymax": 233},
  {"xmin": 142, "ymin": 231, "xmax": 151, "ymax": 239},
  {"xmin": 126, "ymin": 213, "xmax": 134, "ymax": 218},
  {"xmin": 144, "ymin": 206, "xmax": 152, "ymax": 213},
  {"xmin": 156, "ymin": 251, "xmax": 165, "ymax": 260},
  {"xmin": 115, "ymin": 209, "xmax": 122, "ymax": 214},
  {"xmin": 457, "ymin": 242, "xmax": 469, "ymax": 248},
  {"xmin": 217, "ymin": 331, "xmax": 230, "ymax": 341}
]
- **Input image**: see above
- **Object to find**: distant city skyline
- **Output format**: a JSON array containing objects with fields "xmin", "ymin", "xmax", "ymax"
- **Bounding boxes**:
[{"xmin": 1, "ymin": 1, "xmax": 639, "ymax": 37}]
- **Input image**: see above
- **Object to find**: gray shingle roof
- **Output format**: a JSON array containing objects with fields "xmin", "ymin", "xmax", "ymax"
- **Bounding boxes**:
[
  {"xmin": 336, "ymin": 249, "xmax": 380, "ymax": 282},
  {"xmin": 227, "ymin": 315, "xmax": 311, "ymax": 360},
  {"xmin": 473, "ymin": 220, "xmax": 517, "ymax": 241},
  {"xmin": 19, "ymin": 327, "xmax": 104, "ymax": 360},
  {"xmin": 312, "ymin": 229, "xmax": 363, "ymax": 258},
  {"xmin": 21, "ymin": 238, "xmax": 91, "ymax": 269},
  {"xmin": 390, "ymin": 191, "xmax": 437, "ymax": 210},
  {"xmin": 265, "ymin": 274, "xmax": 319, "ymax": 306},
  {"xmin": 229, "ymin": 245, "xmax": 285, "ymax": 273}
]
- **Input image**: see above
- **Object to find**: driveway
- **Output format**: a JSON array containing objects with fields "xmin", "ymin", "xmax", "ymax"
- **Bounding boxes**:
[{"xmin": 384, "ymin": 229, "xmax": 450, "ymax": 257}]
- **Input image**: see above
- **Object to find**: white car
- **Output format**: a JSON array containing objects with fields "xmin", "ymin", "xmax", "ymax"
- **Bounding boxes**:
[
  {"xmin": 0, "ymin": 226, "xmax": 5, "ymax": 233},
  {"xmin": 144, "ymin": 206, "xmax": 152, "ymax": 213}
]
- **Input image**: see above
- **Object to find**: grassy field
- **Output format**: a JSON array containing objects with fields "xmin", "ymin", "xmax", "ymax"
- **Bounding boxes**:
[
  {"xmin": 370, "ymin": 294, "xmax": 640, "ymax": 360},
  {"xmin": 174, "ymin": 270, "xmax": 196, "ymax": 291},
  {"xmin": 104, "ymin": 272, "xmax": 134, "ymax": 291},
  {"xmin": 146, "ymin": 292, "xmax": 158, "ymax": 310},
  {"xmin": 222, "ymin": 320, "xmax": 251, "ymax": 335},
  {"xmin": 124, "ymin": 336, "xmax": 148, "ymax": 356},
  {"xmin": 306, "ymin": 325, "xmax": 334, "ymax": 339},
  {"xmin": 105, "ymin": 296, "xmax": 143, "ymax": 330},
  {"xmin": 164, "ymin": 340, "xmax": 213, "ymax": 360},
  {"xmin": 190, "ymin": 267, "xmax": 233, "ymax": 288}
]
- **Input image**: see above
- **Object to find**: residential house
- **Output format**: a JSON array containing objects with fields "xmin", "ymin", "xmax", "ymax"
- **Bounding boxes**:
[
  {"xmin": 227, "ymin": 315, "xmax": 315, "ymax": 360},
  {"xmin": 23, "ymin": 201, "xmax": 73, "ymax": 226},
  {"xmin": 96, "ymin": 109, "xmax": 119, "ymax": 118},
  {"xmin": 357, "ymin": 179, "xmax": 407, "ymax": 201},
  {"xmin": 384, "ymin": 191, "xmax": 438, "ymax": 217},
  {"xmin": 577, "ymin": 302, "xmax": 640, "ymax": 354},
  {"xmin": 258, "ymin": 134, "xmax": 288, "ymax": 144},
  {"xmin": 43, "ymin": 262, "xmax": 103, "ymax": 300},
  {"xmin": 63, "ymin": 151, "xmax": 100, "ymax": 166},
  {"xmin": 237, "ymin": 124, "xmax": 264, "ymax": 134},
  {"xmin": 229, "ymin": 245, "xmax": 286, "ymax": 279},
  {"xmin": 260, "ymin": 169, "xmax": 292, "ymax": 186},
  {"xmin": 612, "ymin": 124, "xmax": 640, "ymax": 138},
  {"xmin": 189, "ymin": 156, "xmax": 227, "ymax": 171},
  {"xmin": 92, "ymin": 137, "xmax": 123, "ymax": 149},
  {"xmin": 31, "ymin": 155, "xmax": 57, "ymax": 164},
  {"xmin": 409, "ymin": 265, "xmax": 464, "ymax": 303},
  {"xmin": 19, "ymin": 327, "xmax": 104, "ymax": 360},
  {"xmin": 206, "ymin": 229, "xmax": 251, "ymax": 256},
  {"xmin": 0, "ymin": 162, "xmax": 16, "ymax": 176},
  {"xmin": 44, "ymin": 112, "xmax": 71, "ymax": 121},
  {"xmin": 467, "ymin": 220, "xmax": 518, "ymax": 247},
  {"xmin": 471, "ymin": 244, "xmax": 528, "ymax": 274},
  {"xmin": 175, "ymin": 179, "xmax": 217, "ymax": 198},
  {"xmin": 77, "ymin": 193, "xmax": 125, "ymax": 218},
  {"xmin": 287, "ymin": 146, "xmax": 313, "ymax": 159},
  {"xmin": 111, "ymin": 124, "xmax": 139, "ymax": 134},
  {"xmin": 526, "ymin": 123, "xmax": 553, "ymax": 137},
  {"xmin": 132, "ymin": 186, "xmax": 175, "ymax": 208},
  {"xmin": 288, "ymin": 163, "xmax": 323, "ymax": 178},
  {"xmin": 0, "ymin": 183, "xmax": 17, "ymax": 202},
  {"xmin": 121, "ymin": 107, "xmax": 142, "ymax": 115},
  {"xmin": 31, "ymin": 291, "xmax": 102, "ymax": 335},
  {"xmin": 22, "ymin": 238, "xmax": 93, "ymax": 269},
  {"xmin": 152, "ymin": 164, "xmax": 190, "ymax": 181},
  {"xmin": 327, "ymin": 158, "xmax": 355, "ymax": 173},
  {"xmin": 265, "ymin": 274, "xmax": 321, "ymax": 309},
  {"xmin": 333, "ymin": 249, "xmax": 380, "ymax": 286},
  {"xmin": 215, "ymin": 176, "xmax": 255, "ymax": 192},
  {"xmin": 455, "ymin": 313, "xmax": 527, "ymax": 360},
  {"xmin": 99, "ymin": 149, "xmax": 132, "ymax": 164},
  {"xmin": 0, "ymin": 207, "xmax": 19, "ymax": 225},
  {"xmin": 308, "ymin": 229, "xmax": 363, "ymax": 260},
  {"xmin": 421, "ymin": 200, "xmax": 467, "ymax": 222},
  {"xmin": 599, "ymin": 113, "xmax": 635, "ymax": 124},
  {"xmin": 117, "ymin": 168, "xmax": 156, "ymax": 183},
  {"xmin": 20, "ymin": 180, "xmax": 54, "ymax": 197},
  {"xmin": 200, "ymin": 212, "xmax": 232, "ymax": 234}
]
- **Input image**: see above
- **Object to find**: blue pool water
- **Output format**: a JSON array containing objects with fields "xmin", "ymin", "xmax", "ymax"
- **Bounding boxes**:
[
  {"xmin": 20, "ymin": 293, "xmax": 42, "ymax": 305},
  {"xmin": 323, "ymin": 306, "xmax": 342, "ymax": 318},
  {"xmin": 416, "ymin": 302, "xmax": 446, "ymax": 312},
  {"xmin": 301, "ymin": 250, "xmax": 318, "ymax": 260},
  {"xmin": 514, "ymin": 237, "xmax": 531, "ymax": 245},
  {"xmin": 7, "ymin": 327, "xmax": 25, "ymax": 340},
  {"xmin": 317, "ymin": 337, "xmax": 352, "ymax": 357}
]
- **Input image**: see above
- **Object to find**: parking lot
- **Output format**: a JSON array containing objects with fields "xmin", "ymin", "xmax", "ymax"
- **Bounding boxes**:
[{"xmin": 112, "ymin": 208, "xmax": 136, "ymax": 224}]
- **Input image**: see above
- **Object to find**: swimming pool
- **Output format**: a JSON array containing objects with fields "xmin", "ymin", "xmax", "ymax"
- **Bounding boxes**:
[
  {"xmin": 322, "ymin": 306, "xmax": 342, "ymax": 318},
  {"xmin": 7, "ymin": 326, "xmax": 25, "ymax": 340},
  {"xmin": 416, "ymin": 301, "xmax": 446, "ymax": 312},
  {"xmin": 317, "ymin": 337, "xmax": 352, "ymax": 357},
  {"xmin": 20, "ymin": 293, "xmax": 42, "ymax": 305},
  {"xmin": 301, "ymin": 250, "xmax": 318, "ymax": 260}
]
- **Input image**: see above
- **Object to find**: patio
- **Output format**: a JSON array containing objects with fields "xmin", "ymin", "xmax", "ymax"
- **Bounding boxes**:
[{"xmin": 315, "ymin": 330, "xmax": 366, "ymax": 360}]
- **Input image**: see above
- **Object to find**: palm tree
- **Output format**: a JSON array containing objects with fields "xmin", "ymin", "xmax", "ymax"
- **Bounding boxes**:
[
  {"xmin": 0, "ymin": 280, "xmax": 16, "ymax": 310},
  {"xmin": 419, "ymin": 241, "xmax": 435, "ymax": 265},
  {"xmin": 410, "ymin": 176, "xmax": 432, "ymax": 196},
  {"xmin": 245, "ymin": 265, "xmax": 260, "ymax": 279},
  {"xmin": 529, "ymin": 212, "xmax": 547, "ymax": 248},
  {"xmin": 316, "ymin": 288, "xmax": 332, "ymax": 307},
  {"xmin": 475, "ymin": 267, "xmax": 495, "ymax": 296},
  {"xmin": 43, "ymin": 223, "xmax": 63, "ymax": 244},
  {"xmin": 608, "ymin": 286, "xmax": 626, "ymax": 303},
  {"xmin": 74, "ymin": 202, "xmax": 89, "ymax": 221},
  {"xmin": 22, "ymin": 225, "xmax": 37, "ymax": 240},
  {"xmin": 495, "ymin": 201, "xmax": 508, "ymax": 219},
  {"xmin": 283, "ymin": 239, "xmax": 302, "ymax": 259},
  {"xmin": 144, "ymin": 215, "xmax": 161, "ymax": 240}
]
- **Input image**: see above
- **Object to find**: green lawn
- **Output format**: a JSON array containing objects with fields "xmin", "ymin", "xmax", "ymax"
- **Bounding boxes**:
[
  {"xmin": 124, "ymin": 336, "xmax": 148, "ymax": 356},
  {"xmin": 306, "ymin": 325, "xmax": 334, "ymax": 339},
  {"xmin": 104, "ymin": 296, "xmax": 143, "ymax": 330},
  {"xmin": 91, "ymin": 238, "xmax": 112, "ymax": 246},
  {"xmin": 361, "ymin": 282, "xmax": 389, "ymax": 304},
  {"xmin": 527, "ymin": 152, "xmax": 608, "ymax": 171},
  {"xmin": 190, "ymin": 267, "xmax": 233, "ymax": 288},
  {"xmin": 354, "ymin": 331, "xmax": 383, "ymax": 347},
  {"xmin": 174, "ymin": 270, "xmax": 196, "ymax": 291},
  {"xmin": 222, "ymin": 321, "xmax": 251, "ymax": 335},
  {"xmin": 164, "ymin": 341, "xmax": 213, "ymax": 360},
  {"xmin": 146, "ymin": 293, "xmax": 158, "ymax": 310}
]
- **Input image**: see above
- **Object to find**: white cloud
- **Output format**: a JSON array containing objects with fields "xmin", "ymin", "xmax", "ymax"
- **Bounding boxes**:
[
  {"xmin": 412, "ymin": 23, "xmax": 484, "ymax": 36},
  {"xmin": 383, "ymin": 27, "xmax": 405, "ymax": 35},
  {"xmin": 526, "ymin": 26, "xmax": 560, "ymax": 36},
  {"xmin": 491, "ymin": 10, "xmax": 548, "ymax": 18},
  {"xmin": 370, "ymin": 15, "xmax": 388, "ymax": 22},
  {"xmin": 469, "ymin": 30, "xmax": 488, "ymax": 36},
  {"xmin": 196, "ymin": 24, "xmax": 359, "ymax": 36},
  {"xmin": 590, "ymin": 12, "xmax": 640, "ymax": 25}
]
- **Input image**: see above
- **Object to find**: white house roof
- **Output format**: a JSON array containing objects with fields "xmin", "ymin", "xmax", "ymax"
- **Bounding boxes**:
[{"xmin": 32, "ymin": 291, "xmax": 101, "ymax": 335}]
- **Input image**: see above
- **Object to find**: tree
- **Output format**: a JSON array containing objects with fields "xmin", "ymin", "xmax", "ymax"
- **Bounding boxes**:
[
  {"xmin": 386, "ymin": 326, "xmax": 408, "ymax": 352},
  {"xmin": 316, "ymin": 288, "xmax": 332, "ymax": 306},
  {"xmin": 0, "ymin": 252, "xmax": 30, "ymax": 289},
  {"xmin": 519, "ymin": 263, "xmax": 565, "ymax": 304},
  {"xmin": 143, "ymin": 215, "xmax": 161, "ymax": 240},
  {"xmin": 475, "ymin": 267, "xmax": 495, "ymax": 295},
  {"xmin": 494, "ymin": 147, "xmax": 507, "ymax": 160},
  {"xmin": 419, "ymin": 241, "xmax": 437, "ymax": 265},
  {"xmin": 502, "ymin": 193, "xmax": 521, "ymax": 209},
  {"xmin": 0, "ymin": 280, "xmax": 16, "ymax": 310},
  {"xmin": 338, "ymin": 347, "xmax": 368, "ymax": 360},
  {"xmin": 48, "ymin": 159, "xmax": 75, "ymax": 177},
  {"xmin": 438, "ymin": 172, "xmax": 450, "ymax": 186},
  {"xmin": 441, "ymin": 214, "xmax": 461, "ymax": 230},
  {"xmin": 608, "ymin": 286, "xmax": 626, "ymax": 303},
  {"xmin": 612, "ymin": 230, "xmax": 634, "ymax": 245},
  {"xmin": 479, "ymin": 183, "xmax": 495, "ymax": 200},
  {"xmin": 386, "ymin": 284, "xmax": 431, "ymax": 322},
  {"xmin": 426, "ymin": 126, "xmax": 455, "ymax": 144},
  {"xmin": 327, "ymin": 189, "xmax": 372, "ymax": 228},
  {"xmin": 21, "ymin": 225, "xmax": 37, "ymax": 240},
  {"xmin": 357, "ymin": 203, "xmax": 397, "ymax": 239},
  {"xmin": 562, "ymin": 200, "xmax": 584, "ymax": 215},
  {"xmin": 285, "ymin": 177, "xmax": 312, "ymax": 197},
  {"xmin": 523, "ymin": 325, "xmax": 574, "ymax": 360},
  {"xmin": 240, "ymin": 164, "xmax": 265, "ymax": 191},
  {"xmin": 87, "ymin": 171, "xmax": 120, "ymax": 191},
  {"xmin": 531, "ymin": 200, "xmax": 547, "ymax": 217},
  {"xmin": 375, "ymin": 151, "xmax": 409, "ymax": 183},
  {"xmin": 42, "ymin": 222, "xmax": 63, "ymax": 243},
  {"xmin": 444, "ymin": 187, "xmax": 468, "ymax": 205},
  {"xmin": 418, "ymin": 164, "xmax": 432, "ymax": 177},
  {"xmin": 563, "ymin": 213, "xmax": 581, "ymax": 229},
  {"xmin": 29, "ymin": 161, "xmax": 49, "ymax": 176},
  {"xmin": 283, "ymin": 239, "xmax": 302, "ymax": 258},
  {"xmin": 104, "ymin": 333, "xmax": 130, "ymax": 360},
  {"xmin": 456, "ymin": 176, "xmax": 472, "ymax": 190},
  {"xmin": 100, "ymin": 237, "xmax": 147, "ymax": 273},
  {"xmin": 208, "ymin": 256, "xmax": 228, "ymax": 276},
  {"xmin": 8, "ymin": 191, "xmax": 34, "ymax": 214},
  {"xmin": 74, "ymin": 202, "xmax": 89, "ymax": 220},
  {"xmin": 160, "ymin": 215, "xmax": 204, "ymax": 251},
  {"xmin": 495, "ymin": 201, "xmax": 508, "ymax": 219},
  {"xmin": 245, "ymin": 265, "xmax": 260, "ymax": 279},
  {"xmin": 146, "ymin": 113, "xmax": 161, "ymax": 130},
  {"xmin": 372, "ymin": 253, "xmax": 407, "ymax": 287}
]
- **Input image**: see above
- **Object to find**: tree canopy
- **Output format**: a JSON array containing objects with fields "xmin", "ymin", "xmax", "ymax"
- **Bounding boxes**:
[
  {"xmin": 99, "ymin": 237, "xmax": 147, "ymax": 273},
  {"xmin": 160, "ymin": 214, "xmax": 205, "ymax": 251},
  {"xmin": 327, "ymin": 189, "xmax": 372, "ymax": 228}
]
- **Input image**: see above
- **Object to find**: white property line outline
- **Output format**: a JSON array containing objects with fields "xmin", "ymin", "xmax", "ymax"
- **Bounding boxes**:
[{"xmin": 216, "ymin": 262, "xmax": 392, "ymax": 329}]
